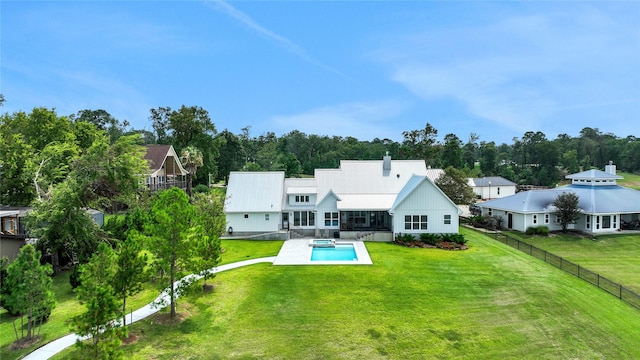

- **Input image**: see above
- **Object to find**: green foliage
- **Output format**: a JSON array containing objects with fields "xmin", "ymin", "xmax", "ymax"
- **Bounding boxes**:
[
  {"xmin": 435, "ymin": 166, "xmax": 476, "ymax": 205},
  {"xmin": 72, "ymin": 242, "xmax": 126, "ymax": 359},
  {"xmin": 114, "ymin": 233, "xmax": 148, "ymax": 325},
  {"xmin": 440, "ymin": 233, "xmax": 468, "ymax": 245},
  {"xmin": 553, "ymin": 192, "xmax": 581, "ymax": 233},
  {"xmin": 525, "ymin": 226, "xmax": 549, "ymax": 236},
  {"xmin": 3, "ymin": 245, "xmax": 55, "ymax": 340},
  {"xmin": 193, "ymin": 184, "xmax": 210, "ymax": 193},
  {"xmin": 394, "ymin": 233, "xmax": 416, "ymax": 243},
  {"xmin": 419, "ymin": 233, "xmax": 440, "ymax": 245},
  {"xmin": 147, "ymin": 187, "xmax": 200, "ymax": 317}
]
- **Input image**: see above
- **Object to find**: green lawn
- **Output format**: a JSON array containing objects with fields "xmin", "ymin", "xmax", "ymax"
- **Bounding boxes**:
[
  {"xmin": 618, "ymin": 171, "xmax": 640, "ymax": 190},
  {"xmin": 0, "ymin": 240, "xmax": 283, "ymax": 360},
  {"xmin": 54, "ymin": 229, "xmax": 640, "ymax": 359},
  {"xmin": 503, "ymin": 231, "xmax": 640, "ymax": 293}
]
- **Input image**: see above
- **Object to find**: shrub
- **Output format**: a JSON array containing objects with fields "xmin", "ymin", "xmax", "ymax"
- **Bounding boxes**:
[
  {"xmin": 395, "ymin": 233, "xmax": 416, "ymax": 243},
  {"xmin": 420, "ymin": 233, "xmax": 440, "ymax": 245},
  {"xmin": 441, "ymin": 233, "xmax": 467, "ymax": 245},
  {"xmin": 194, "ymin": 184, "xmax": 210, "ymax": 194},
  {"xmin": 526, "ymin": 226, "xmax": 549, "ymax": 236}
]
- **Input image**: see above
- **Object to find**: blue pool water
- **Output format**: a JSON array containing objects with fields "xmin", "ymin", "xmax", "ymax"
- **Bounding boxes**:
[{"xmin": 311, "ymin": 244, "xmax": 358, "ymax": 261}]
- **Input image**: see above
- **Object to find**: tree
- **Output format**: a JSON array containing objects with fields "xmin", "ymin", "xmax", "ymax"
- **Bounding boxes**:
[
  {"xmin": 3, "ymin": 245, "xmax": 56, "ymax": 341},
  {"xmin": 553, "ymin": 192, "xmax": 581, "ymax": 233},
  {"xmin": 113, "ymin": 232, "xmax": 148, "ymax": 325},
  {"xmin": 435, "ymin": 166, "xmax": 477, "ymax": 205},
  {"xmin": 479, "ymin": 141, "xmax": 497, "ymax": 175},
  {"xmin": 27, "ymin": 179, "xmax": 102, "ymax": 273},
  {"xmin": 72, "ymin": 242, "xmax": 126, "ymax": 359},
  {"xmin": 147, "ymin": 187, "xmax": 199, "ymax": 317},
  {"xmin": 441, "ymin": 133, "xmax": 463, "ymax": 168},
  {"xmin": 400, "ymin": 122, "xmax": 439, "ymax": 165},
  {"xmin": 214, "ymin": 130, "xmax": 244, "ymax": 184},
  {"xmin": 190, "ymin": 193, "xmax": 225, "ymax": 290},
  {"xmin": 180, "ymin": 146, "xmax": 204, "ymax": 196}
]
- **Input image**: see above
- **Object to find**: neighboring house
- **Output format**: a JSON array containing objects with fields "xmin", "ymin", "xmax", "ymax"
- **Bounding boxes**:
[
  {"xmin": 0, "ymin": 208, "xmax": 27, "ymax": 260},
  {"xmin": 143, "ymin": 145, "xmax": 189, "ymax": 191},
  {"xmin": 476, "ymin": 163, "xmax": 640, "ymax": 234},
  {"xmin": 224, "ymin": 155, "xmax": 461, "ymax": 241},
  {"xmin": 0, "ymin": 207, "xmax": 104, "ymax": 261},
  {"xmin": 468, "ymin": 176, "xmax": 517, "ymax": 200}
]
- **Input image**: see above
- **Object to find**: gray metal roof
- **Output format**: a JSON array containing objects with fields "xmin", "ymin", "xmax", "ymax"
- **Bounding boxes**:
[
  {"xmin": 470, "ymin": 176, "xmax": 517, "ymax": 187},
  {"xmin": 566, "ymin": 169, "xmax": 622, "ymax": 180},
  {"xmin": 478, "ymin": 184, "xmax": 640, "ymax": 214}
]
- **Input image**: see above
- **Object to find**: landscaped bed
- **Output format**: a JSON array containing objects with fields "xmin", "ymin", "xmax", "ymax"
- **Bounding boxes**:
[{"xmin": 53, "ymin": 228, "xmax": 640, "ymax": 359}]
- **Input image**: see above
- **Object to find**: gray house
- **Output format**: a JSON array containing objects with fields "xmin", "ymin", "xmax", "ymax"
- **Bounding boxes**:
[{"xmin": 477, "ymin": 163, "xmax": 640, "ymax": 234}]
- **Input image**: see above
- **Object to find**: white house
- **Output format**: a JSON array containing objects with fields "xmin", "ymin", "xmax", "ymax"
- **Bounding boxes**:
[
  {"xmin": 468, "ymin": 176, "xmax": 517, "ymax": 200},
  {"xmin": 476, "ymin": 163, "xmax": 640, "ymax": 234},
  {"xmin": 224, "ymin": 155, "xmax": 461, "ymax": 241}
]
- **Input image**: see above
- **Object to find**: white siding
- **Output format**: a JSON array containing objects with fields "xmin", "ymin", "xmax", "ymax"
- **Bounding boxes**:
[
  {"xmin": 226, "ymin": 211, "xmax": 280, "ymax": 233},
  {"xmin": 392, "ymin": 180, "xmax": 459, "ymax": 235}
]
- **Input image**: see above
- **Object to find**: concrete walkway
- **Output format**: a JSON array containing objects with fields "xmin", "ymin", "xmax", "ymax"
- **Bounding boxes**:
[{"xmin": 23, "ymin": 257, "xmax": 276, "ymax": 360}]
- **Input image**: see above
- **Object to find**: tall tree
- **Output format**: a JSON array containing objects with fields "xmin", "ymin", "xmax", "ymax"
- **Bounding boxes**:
[
  {"xmin": 553, "ymin": 192, "xmax": 581, "ymax": 233},
  {"xmin": 400, "ymin": 122, "xmax": 439, "ymax": 165},
  {"xmin": 189, "ymin": 193, "xmax": 225, "ymax": 290},
  {"xmin": 441, "ymin": 133, "xmax": 463, "ymax": 168},
  {"xmin": 180, "ymin": 146, "xmax": 204, "ymax": 196},
  {"xmin": 214, "ymin": 130, "xmax": 245, "ymax": 184},
  {"xmin": 113, "ymin": 232, "xmax": 148, "ymax": 325},
  {"xmin": 3, "ymin": 245, "xmax": 56, "ymax": 341},
  {"xmin": 479, "ymin": 141, "xmax": 497, "ymax": 175},
  {"xmin": 72, "ymin": 242, "xmax": 125, "ymax": 359},
  {"xmin": 147, "ymin": 188, "xmax": 199, "ymax": 318},
  {"xmin": 435, "ymin": 166, "xmax": 476, "ymax": 205}
]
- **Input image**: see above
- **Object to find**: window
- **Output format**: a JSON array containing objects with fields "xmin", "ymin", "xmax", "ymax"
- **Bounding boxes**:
[
  {"xmin": 244, "ymin": 214, "xmax": 249, "ymax": 219},
  {"xmin": 555, "ymin": 215, "xmax": 560, "ymax": 223},
  {"xmin": 324, "ymin": 212, "xmax": 339, "ymax": 226},
  {"xmin": 265, "ymin": 214, "xmax": 270, "ymax": 221},
  {"xmin": 405, "ymin": 215, "xmax": 427, "ymax": 230},
  {"xmin": 488, "ymin": 208, "xmax": 493, "ymax": 216},
  {"xmin": 596, "ymin": 216, "xmax": 600, "ymax": 229},
  {"xmin": 497, "ymin": 187, "xmax": 501, "ymax": 195},
  {"xmin": 586, "ymin": 215, "xmax": 591, "ymax": 229},
  {"xmin": 544, "ymin": 214, "xmax": 549, "ymax": 224},
  {"xmin": 602, "ymin": 215, "xmax": 611, "ymax": 229},
  {"xmin": 533, "ymin": 214, "xmax": 538, "ymax": 224},
  {"xmin": 293, "ymin": 211, "xmax": 315, "ymax": 226},
  {"xmin": 294, "ymin": 195, "xmax": 310, "ymax": 203},
  {"xmin": 444, "ymin": 214, "xmax": 451, "ymax": 225}
]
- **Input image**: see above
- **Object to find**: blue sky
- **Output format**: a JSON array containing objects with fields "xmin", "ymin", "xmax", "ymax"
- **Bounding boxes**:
[{"xmin": 2, "ymin": 1, "xmax": 639, "ymax": 144}]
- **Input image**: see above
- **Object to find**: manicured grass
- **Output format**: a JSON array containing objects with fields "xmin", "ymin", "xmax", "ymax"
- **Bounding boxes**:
[
  {"xmin": 57, "ymin": 229, "xmax": 640, "ymax": 359},
  {"xmin": 504, "ymin": 231, "xmax": 640, "ymax": 293},
  {"xmin": 0, "ymin": 240, "xmax": 282, "ymax": 360},
  {"xmin": 618, "ymin": 172, "xmax": 640, "ymax": 189}
]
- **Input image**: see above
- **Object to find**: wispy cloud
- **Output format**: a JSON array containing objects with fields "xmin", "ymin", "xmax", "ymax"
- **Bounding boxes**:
[
  {"xmin": 374, "ymin": 6, "xmax": 640, "ymax": 137},
  {"xmin": 271, "ymin": 99, "xmax": 408, "ymax": 140},
  {"xmin": 204, "ymin": 0, "xmax": 347, "ymax": 77}
]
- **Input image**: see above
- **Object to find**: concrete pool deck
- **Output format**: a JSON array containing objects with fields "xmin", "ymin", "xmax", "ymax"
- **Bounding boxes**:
[{"xmin": 273, "ymin": 239, "xmax": 373, "ymax": 265}]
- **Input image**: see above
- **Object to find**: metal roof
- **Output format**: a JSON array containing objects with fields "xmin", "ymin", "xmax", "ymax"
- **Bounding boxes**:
[
  {"xmin": 225, "ymin": 172, "xmax": 285, "ymax": 212},
  {"xmin": 478, "ymin": 184, "xmax": 640, "ymax": 214},
  {"xmin": 566, "ymin": 169, "xmax": 622, "ymax": 180},
  {"xmin": 336, "ymin": 194, "xmax": 397, "ymax": 211},
  {"xmin": 470, "ymin": 176, "xmax": 517, "ymax": 187}
]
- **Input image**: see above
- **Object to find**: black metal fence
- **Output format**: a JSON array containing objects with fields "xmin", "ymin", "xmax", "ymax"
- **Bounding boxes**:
[{"xmin": 490, "ymin": 231, "xmax": 640, "ymax": 310}]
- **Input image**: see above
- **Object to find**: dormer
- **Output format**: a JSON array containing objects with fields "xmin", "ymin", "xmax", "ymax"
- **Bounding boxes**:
[{"xmin": 286, "ymin": 186, "xmax": 318, "ymax": 206}]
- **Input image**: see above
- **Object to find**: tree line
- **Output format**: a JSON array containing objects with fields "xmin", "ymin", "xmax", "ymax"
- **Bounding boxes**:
[{"xmin": 3, "ymin": 103, "xmax": 639, "ymax": 207}]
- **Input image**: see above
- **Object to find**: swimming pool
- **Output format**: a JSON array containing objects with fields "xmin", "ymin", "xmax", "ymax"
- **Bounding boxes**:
[{"xmin": 311, "ymin": 244, "xmax": 358, "ymax": 261}]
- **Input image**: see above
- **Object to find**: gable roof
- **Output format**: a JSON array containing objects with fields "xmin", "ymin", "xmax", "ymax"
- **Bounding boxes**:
[
  {"xmin": 478, "ymin": 184, "xmax": 640, "ymax": 214},
  {"xmin": 469, "ymin": 176, "xmax": 517, "ymax": 187},
  {"xmin": 389, "ymin": 175, "xmax": 462, "ymax": 214},
  {"xmin": 225, "ymin": 172, "xmax": 285, "ymax": 212},
  {"xmin": 144, "ymin": 145, "xmax": 188, "ymax": 176}
]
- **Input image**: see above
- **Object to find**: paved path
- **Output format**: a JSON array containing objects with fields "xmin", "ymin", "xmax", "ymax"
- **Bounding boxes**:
[{"xmin": 23, "ymin": 257, "xmax": 276, "ymax": 360}]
